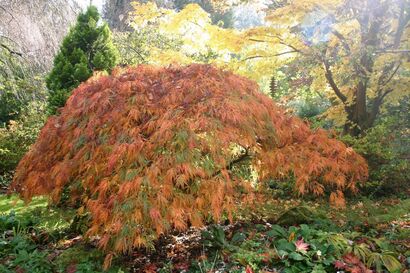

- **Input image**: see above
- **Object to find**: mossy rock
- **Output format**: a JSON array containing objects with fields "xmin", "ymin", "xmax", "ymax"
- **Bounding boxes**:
[{"xmin": 276, "ymin": 205, "xmax": 326, "ymax": 226}]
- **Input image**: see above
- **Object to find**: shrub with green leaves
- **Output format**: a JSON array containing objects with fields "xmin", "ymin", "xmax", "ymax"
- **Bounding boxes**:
[
  {"xmin": 0, "ymin": 102, "xmax": 46, "ymax": 187},
  {"xmin": 0, "ymin": 211, "xmax": 52, "ymax": 273},
  {"xmin": 342, "ymin": 98, "xmax": 410, "ymax": 197}
]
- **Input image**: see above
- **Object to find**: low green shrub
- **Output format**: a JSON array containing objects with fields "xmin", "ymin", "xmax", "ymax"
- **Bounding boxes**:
[
  {"xmin": 343, "ymin": 125, "xmax": 409, "ymax": 197},
  {"xmin": 0, "ymin": 102, "xmax": 46, "ymax": 187},
  {"xmin": 341, "ymin": 98, "xmax": 410, "ymax": 197},
  {"xmin": 0, "ymin": 214, "xmax": 52, "ymax": 273},
  {"xmin": 198, "ymin": 223, "xmax": 403, "ymax": 273},
  {"xmin": 54, "ymin": 245, "xmax": 125, "ymax": 273}
]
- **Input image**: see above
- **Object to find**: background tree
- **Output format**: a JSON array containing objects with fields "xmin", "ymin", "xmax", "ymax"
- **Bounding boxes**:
[
  {"xmin": 46, "ymin": 5, "xmax": 118, "ymax": 115},
  {"xmin": 240, "ymin": 0, "xmax": 410, "ymax": 135},
  {"xmin": 0, "ymin": 41, "xmax": 26, "ymax": 126},
  {"xmin": 102, "ymin": 0, "xmax": 235, "ymax": 31},
  {"xmin": 124, "ymin": 2, "xmax": 241, "ymax": 66}
]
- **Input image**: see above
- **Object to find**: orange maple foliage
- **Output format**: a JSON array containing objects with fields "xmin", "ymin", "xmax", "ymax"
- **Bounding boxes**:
[{"xmin": 11, "ymin": 64, "xmax": 367, "ymax": 257}]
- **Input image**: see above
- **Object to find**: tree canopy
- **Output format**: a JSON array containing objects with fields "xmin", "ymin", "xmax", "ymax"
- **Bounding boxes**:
[{"xmin": 12, "ymin": 65, "xmax": 367, "ymax": 262}]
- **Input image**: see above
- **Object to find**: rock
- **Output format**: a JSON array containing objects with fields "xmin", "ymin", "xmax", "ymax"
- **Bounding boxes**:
[{"xmin": 0, "ymin": 0, "xmax": 81, "ymax": 71}]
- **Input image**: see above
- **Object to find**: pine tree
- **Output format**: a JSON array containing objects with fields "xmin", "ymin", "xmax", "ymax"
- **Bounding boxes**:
[{"xmin": 46, "ymin": 6, "xmax": 118, "ymax": 115}]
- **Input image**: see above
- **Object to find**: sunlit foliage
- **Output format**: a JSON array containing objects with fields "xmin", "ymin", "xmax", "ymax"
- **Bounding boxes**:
[{"xmin": 126, "ymin": 2, "xmax": 242, "ymax": 66}]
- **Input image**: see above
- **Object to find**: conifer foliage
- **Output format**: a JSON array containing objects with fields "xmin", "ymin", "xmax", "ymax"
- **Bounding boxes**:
[
  {"xmin": 46, "ymin": 6, "xmax": 118, "ymax": 115},
  {"xmin": 12, "ymin": 64, "xmax": 367, "ymax": 259}
]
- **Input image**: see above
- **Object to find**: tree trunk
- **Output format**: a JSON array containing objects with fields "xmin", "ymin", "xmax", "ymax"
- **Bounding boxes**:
[{"xmin": 343, "ymin": 80, "xmax": 370, "ymax": 136}]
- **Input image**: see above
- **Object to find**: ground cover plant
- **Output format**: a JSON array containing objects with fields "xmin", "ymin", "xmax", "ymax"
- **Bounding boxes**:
[{"xmin": 0, "ymin": 194, "xmax": 409, "ymax": 272}]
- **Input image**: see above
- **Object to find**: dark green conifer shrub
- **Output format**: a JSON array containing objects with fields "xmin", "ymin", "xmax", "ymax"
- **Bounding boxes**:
[{"xmin": 46, "ymin": 6, "xmax": 118, "ymax": 114}]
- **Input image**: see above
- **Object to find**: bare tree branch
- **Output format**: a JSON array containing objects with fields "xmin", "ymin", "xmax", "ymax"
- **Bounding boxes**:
[
  {"xmin": 323, "ymin": 59, "xmax": 347, "ymax": 103},
  {"xmin": 0, "ymin": 43, "xmax": 22, "ymax": 57},
  {"xmin": 242, "ymin": 51, "xmax": 298, "ymax": 61},
  {"xmin": 375, "ymin": 49, "xmax": 410, "ymax": 54},
  {"xmin": 331, "ymin": 30, "xmax": 351, "ymax": 53},
  {"xmin": 383, "ymin": 62, "xmax": 401, "ymax": 86}
]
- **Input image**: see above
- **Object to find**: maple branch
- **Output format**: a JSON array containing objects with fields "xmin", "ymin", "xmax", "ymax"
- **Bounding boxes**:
[
  {"xmin": 211, "ymin": 148, "xmax": 251, "ymax": 177},
  {"xmin": 248, "ymin": 35, "xmax": 302, "ymax": 54},
  {"xmin": 379, "ymin": 88, "xmax": 394, "ymax": 102},
  {"xmin": 368, "ymin": 85, "xmax": 394, "ymax": 127},
  {"xmin": 323, "ymin": 59, "xmax": 347, "ymax": 103},
  {"xmin": 225, "ymin": 149, "xmax": 250, "ymax": 171},
  {"xmin": 375, "ymin": 61, "xmax": 401, "ymax": 106},
  {"xmin": 248, "ymin": 38, "xmax": 270, "ymax": 43},
  {"xmin": 279, "ymin": 42, "xmax": 302, "ymax": 53},
  {"xmin": 331, "ymin": 30, "xmax": 351, "ymax": 53},
  {"xmin": 125, "ymin": 44, "xmax": 146, "ymax": 62},
  {"xmin": 383, "ymin": 62, "xmax": 401, "ymax": 86},
  {"xmin": 370, "ymin": 58, "xmax": 400, "ymax": 125},
  {"xmin": 242, "ymin": 51, "xmax": 298, "ymax": 61}
]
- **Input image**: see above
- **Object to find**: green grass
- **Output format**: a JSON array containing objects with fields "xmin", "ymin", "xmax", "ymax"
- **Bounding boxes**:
[
  {"xmin": 0, "ymin": 194, "xmax": 75, "ymax": 231},
  {"xmin": 0, "ymin": 194, "xmax": 48, "ymax": 213},
  {"xmin": 54, "ymin": 245, "xmax": 126, "ymax": 273}
]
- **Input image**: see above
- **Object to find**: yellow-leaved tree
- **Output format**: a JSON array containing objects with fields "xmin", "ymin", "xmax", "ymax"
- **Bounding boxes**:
[
  {"xmin": 240, "ymin": 0, "xmax": 410, "ymax": 135},
  {"xmin": 127, "ymin": 1, "xmax": 244, "ymax": 66}
]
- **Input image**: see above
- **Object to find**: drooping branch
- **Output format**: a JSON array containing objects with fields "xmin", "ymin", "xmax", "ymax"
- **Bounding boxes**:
[{"xmin": 0, "ymin": 43, "xmax": 23, "ymax": 57}]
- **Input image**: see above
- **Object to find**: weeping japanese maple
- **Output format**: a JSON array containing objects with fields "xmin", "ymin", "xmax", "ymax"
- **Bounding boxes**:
[{"xmin": 11, "ymin": 64, "xmax": 367, "ymax": 256}]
